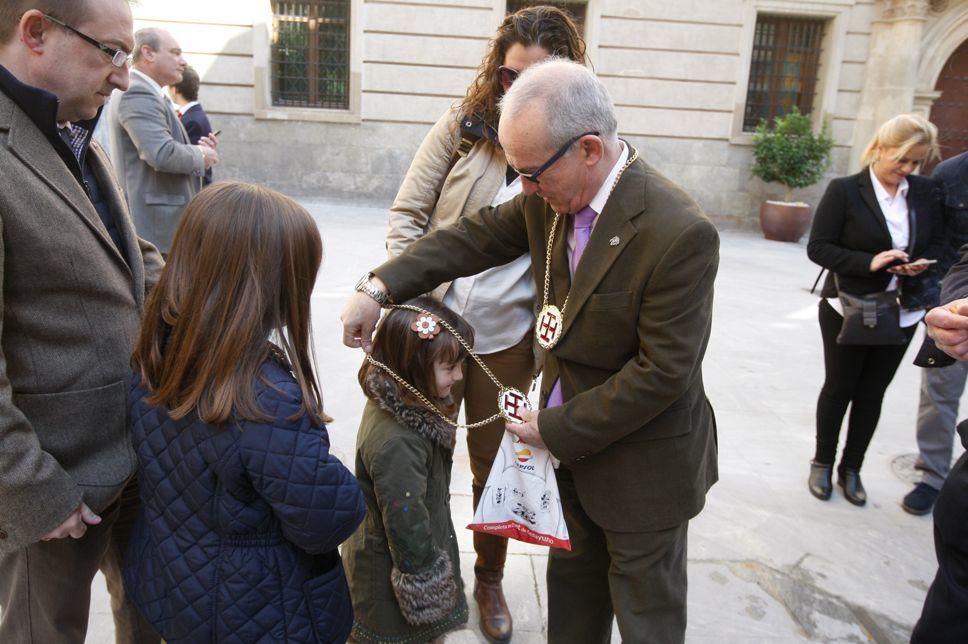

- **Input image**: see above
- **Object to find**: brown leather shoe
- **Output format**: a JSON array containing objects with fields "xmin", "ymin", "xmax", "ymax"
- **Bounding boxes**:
[{"xmin": 474, "ymin": 573, "xmax": 512, "ymax": 643}]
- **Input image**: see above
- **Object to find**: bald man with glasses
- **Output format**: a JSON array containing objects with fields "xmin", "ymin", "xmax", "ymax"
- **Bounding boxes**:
[
  {"xmin": 0, "ymin": 1, "xmax": 163, "ymax": 642},
  {"xmin": 343, "ymin": 60, "xmax": 720, "ymax": 643}
]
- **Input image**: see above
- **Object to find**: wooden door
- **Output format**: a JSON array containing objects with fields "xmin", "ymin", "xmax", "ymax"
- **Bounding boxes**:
[{"xmin": 927, "ymin": 39, "xmax": 968, "ymax": 173}]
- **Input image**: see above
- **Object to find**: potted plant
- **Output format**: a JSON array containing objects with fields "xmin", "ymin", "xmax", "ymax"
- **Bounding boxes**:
[{"xmin": 750, "ymin": 107, "xmax": 833, "ymax": 242}]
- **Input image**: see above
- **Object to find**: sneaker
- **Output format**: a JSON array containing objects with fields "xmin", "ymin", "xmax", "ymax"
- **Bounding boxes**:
[{"xmin": 902, "ymin": 483, "xmax": 939, "ymax": 516}]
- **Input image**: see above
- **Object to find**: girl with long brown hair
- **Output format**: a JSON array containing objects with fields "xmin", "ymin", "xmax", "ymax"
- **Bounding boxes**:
[
  {"xmin": 343, "ymin": 298, "xmax": 474, "ymax": 643},
  {"xmin": 384, "ymin": 7, "xmax": 585, "ymax": 640},
  {"xmin": 124, "ymin": 182, "xmax": 364, "ymax": 643}
]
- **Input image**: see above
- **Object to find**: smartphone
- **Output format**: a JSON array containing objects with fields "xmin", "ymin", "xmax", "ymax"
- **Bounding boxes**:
[
  {"xmin": 894, "ymin": 259, "xmax": 938, "ymax": 269},
  {"xmin": 212, "ymin": 130, "xmax": 222, "ymax": 137}
]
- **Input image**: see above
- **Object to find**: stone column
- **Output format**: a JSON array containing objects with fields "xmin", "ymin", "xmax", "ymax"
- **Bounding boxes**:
[{"xmin": 849, "ymin": 0, "xmax": 930, "ymax": 168}]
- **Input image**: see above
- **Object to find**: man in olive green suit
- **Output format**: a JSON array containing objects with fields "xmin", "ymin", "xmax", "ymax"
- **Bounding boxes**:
[{"xmin": 342, "ymin": 60, "xmax": 719, "ymax": 643}]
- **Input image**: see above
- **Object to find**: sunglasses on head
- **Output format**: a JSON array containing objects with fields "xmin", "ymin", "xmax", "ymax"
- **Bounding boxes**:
[{"xmin": 497, "ymin": 65, "xmax": 520, "ymax": 90}]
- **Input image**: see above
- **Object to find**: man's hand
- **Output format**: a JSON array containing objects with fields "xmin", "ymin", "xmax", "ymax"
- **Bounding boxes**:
[
  {"xmin": 41, "ymin": 503, "xmax": 101, "ymax": 541},
  {"xmin": 340, "ymin": 287, "xmax": 383, "ymax": 352},
  {"xmin": 199, "ymin": 133, "xmax": 218, "ymax": 149},
  {"xmin": 506, "ymin": 409, "xmax": 546, "ymax": 450},
  {"xmin": 927, "ymin": 299, "xmax": 968, "ymax": 360},
  {"xmin": 198, "ymin": 142, "xmax": 219, "ymax": 169}
]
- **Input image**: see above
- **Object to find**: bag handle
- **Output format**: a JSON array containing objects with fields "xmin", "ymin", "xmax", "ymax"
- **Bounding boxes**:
[{"xmin": 811, "ymin": 268, "xmax": 826, "ymax": 294}]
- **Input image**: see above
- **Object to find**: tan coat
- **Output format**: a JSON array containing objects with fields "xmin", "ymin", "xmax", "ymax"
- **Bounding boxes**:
[
  {"xmin": 387, "ymin": 108, "xmax": 506, "ymax": 300},
  {"xmin": 374, "ymin": 154, "xmax": 719, "ymax": 532},
  {"xmin": 0, "ymin": 91, "xmax": 164, "ymax": 553}
]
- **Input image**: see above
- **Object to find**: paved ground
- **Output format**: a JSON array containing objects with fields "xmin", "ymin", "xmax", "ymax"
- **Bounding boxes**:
[{"xmin": 80, "ymin": 203, "xmax": 965, "ymax": 643}]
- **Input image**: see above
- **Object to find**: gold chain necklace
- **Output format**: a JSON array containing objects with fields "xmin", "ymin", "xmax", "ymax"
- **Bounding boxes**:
[
  {"xmin": 365, "ymin": 304, "xmax": 532, "ymax": 429},
  {"xmin": 535, "ymin": 146, "xmax": 639, "ymax": 350}
]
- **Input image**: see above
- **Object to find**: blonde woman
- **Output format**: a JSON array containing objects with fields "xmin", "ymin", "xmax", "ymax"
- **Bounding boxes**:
[{"xmin": 806, "ymin": 114, "xmax": 945, "ymax": 506}]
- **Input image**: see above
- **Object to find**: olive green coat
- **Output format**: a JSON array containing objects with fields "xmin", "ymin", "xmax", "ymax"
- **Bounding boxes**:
[{"xmin": 343, "ymin": 374, "xmax": 468, "ymax": 643}]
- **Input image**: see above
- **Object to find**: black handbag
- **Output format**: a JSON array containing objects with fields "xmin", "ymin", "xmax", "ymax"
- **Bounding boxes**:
[{"xmin": 834, "ymin": 275, "xmax": 906, "ymax": 346}]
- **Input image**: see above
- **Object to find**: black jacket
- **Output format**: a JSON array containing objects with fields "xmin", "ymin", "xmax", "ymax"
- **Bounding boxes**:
[
  {"xmin": 807, "ymin": 169, "xmax": 945, "ymax": 308},
  {"xmin": 911, "ymin": 421, "xmax": 968, "ymax": 643},
  {"xmin": 914, "ymin": 152, "xmax": 968, "ymax": 368},
  {"xmin": 179, "ymin": 103, "xmax": 213, "ymax": 186},
  {"xmin": 911, "ymin": 248, "xmax": 968, "ymax": 642}
]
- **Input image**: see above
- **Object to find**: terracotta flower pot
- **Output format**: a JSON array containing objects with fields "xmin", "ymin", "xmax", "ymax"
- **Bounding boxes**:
[{"xmin": 759, "ymin": 201, "xmax": 812, "ymax": 242}]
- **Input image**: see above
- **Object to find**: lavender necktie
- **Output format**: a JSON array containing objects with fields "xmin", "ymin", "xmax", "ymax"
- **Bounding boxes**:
[
  {"xmin": 547, "ymin": 206, "xmax": 597, "ymax": 409},
  {"xmin": 571, "ymin": 205, "xmax": 596, "ymax": 274}
]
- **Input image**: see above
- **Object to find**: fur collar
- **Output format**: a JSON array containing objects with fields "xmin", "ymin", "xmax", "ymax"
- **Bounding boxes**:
[{"xmin": 366, "ymin": 372, "xmax": 456, "ymax": 449}]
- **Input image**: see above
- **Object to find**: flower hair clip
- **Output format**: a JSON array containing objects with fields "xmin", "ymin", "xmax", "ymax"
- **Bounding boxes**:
[
  {"xmin": 411, "ymin": 314, "xmax": 442, "ymax": 340},
  {"xmin": 366, "ymin": 302, "xmax": 533, "ymax": 429}
]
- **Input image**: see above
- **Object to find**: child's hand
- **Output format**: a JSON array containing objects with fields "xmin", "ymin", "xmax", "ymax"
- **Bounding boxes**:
[{"xmin": 506, "ymin": 409, "xmax": 546, "ymax": 450}]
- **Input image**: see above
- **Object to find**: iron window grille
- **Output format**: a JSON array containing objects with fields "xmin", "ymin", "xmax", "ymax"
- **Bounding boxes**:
[
  {"xmin": 743, "ymin": 15, "xmax": 825, "ymax": 132},
  {"xmin": 271, "ymin": 0, "xmax": 350, "ymax": 109}
]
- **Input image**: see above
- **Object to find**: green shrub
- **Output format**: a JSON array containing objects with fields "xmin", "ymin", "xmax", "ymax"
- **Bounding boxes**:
[{"xmin": 750, "ymin": 107, "xmax": 833, "ymax": 203}]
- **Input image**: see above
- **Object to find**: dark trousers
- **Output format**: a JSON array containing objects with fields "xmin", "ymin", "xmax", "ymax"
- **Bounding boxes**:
[
  {"xmin": 451, "ymin": 332, "xmax": 535, "ymax": 579},
  {"xmin": 0, "ymin": 479, "xmax": 159, "ymax": 644},
  {"xmin": 815, "ymin": 299, "xmax": 915, "ymax": 469},
  {"xmin": 547, "ymin": 466, "xmax": 688, "ymax": 644}
]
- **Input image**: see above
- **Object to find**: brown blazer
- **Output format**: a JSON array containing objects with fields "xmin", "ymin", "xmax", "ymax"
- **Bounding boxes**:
[
  {"xmin": 373, "ymin": 154, "xmax": 719, "ymax": 532},
  {"xmin": 0, "ymin": 91, "xmax": 164, "ymax": 553}
]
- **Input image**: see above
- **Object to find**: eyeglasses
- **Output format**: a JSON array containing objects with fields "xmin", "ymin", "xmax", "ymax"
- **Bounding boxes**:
[
  {"xmin": 497, "ymin": 65, "xmax": 520, "ymax": 91},
  {"xmin": 511, "ymin": 131, "xmax": 599, "ymax": 185},
  {"xmin": 42, "ymin": 13, "xmax": 132, "ymax": 68}
]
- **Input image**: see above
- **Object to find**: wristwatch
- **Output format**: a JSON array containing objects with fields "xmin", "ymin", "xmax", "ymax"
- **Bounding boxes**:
[{"xmin": 355, "ymin": 273, "xmax": 391, "ymax": 306}]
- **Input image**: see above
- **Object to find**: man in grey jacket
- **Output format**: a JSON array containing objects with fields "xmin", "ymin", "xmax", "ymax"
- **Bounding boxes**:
[
  {"xmin": 0, "ymin": 1, "xmax": 163, "ymax": 642},
  {"xmin": 109, "ymin": 27, "xmax": 218, "ymax": 253}
]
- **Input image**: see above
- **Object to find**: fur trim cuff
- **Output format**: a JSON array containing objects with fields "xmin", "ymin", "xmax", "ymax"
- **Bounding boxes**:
[{"xmin": 390, "ymin": 551, "xmax": 459, "ymax": 626}]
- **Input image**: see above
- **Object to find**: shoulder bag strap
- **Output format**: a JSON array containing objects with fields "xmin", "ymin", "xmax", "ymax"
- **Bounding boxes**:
[{"xmin": 811, "ymin": 267, "xmax": 826, "ymax": 294}]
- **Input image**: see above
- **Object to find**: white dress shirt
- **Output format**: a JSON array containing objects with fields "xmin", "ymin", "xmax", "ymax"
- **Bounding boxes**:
[
  {"xmin": 827, "ymin": 167, "xmax": 923, "ymax": 327},
  {"xmin": 566, "ymin": 141, "xmax": 629, "ymax": 264},
  {"xmin": 870, "ymin": 166, "xmax": 924, "ymax": 327}
]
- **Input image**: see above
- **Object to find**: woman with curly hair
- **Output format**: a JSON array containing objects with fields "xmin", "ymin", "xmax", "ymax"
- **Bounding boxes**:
[{"xmin": 385, "ymin": 6, "xmax": 586, "ymax": 642}]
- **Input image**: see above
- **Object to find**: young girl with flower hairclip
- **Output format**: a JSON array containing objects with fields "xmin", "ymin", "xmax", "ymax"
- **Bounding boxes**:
[{"xmin": 343, "ymin": 296, "xmax": 474, "ymax": 643}]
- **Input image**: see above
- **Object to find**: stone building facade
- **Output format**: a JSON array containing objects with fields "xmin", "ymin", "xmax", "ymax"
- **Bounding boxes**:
[{"xmin": 129, "ymin": 0, "xmax": 968, "ymax": 227}]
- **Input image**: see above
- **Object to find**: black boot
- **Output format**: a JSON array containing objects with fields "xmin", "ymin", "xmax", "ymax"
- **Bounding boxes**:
[
  {"xmin": 838, "ymin": 464, "xmax": 867, "ymax": 506},
  {"xmin": 808, "ymin": 461, "xmax": 833, "ymax": 500}
]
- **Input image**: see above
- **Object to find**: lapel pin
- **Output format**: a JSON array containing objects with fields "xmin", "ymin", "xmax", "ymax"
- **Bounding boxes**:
[{"xmin": 609, "ymin": 236, "xmax": 620, "ymax": 246}]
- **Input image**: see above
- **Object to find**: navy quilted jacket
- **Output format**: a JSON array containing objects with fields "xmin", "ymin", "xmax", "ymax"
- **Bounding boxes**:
[{"xmin": 123, "ymin": 357, "xmax": 365, "ymax": 643}]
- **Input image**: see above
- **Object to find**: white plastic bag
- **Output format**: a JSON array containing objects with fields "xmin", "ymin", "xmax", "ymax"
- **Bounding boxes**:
[{"xmin": 467, "ymin": 431, "xmax": 571, "ymax": 550}]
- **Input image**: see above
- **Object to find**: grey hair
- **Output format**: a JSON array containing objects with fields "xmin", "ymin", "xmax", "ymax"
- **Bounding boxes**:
[
  {"xmin": 133, "ymin": 27, "xmax": 162, "ymax": 63},
  {"xmin": 499, "ymin": 58, "xmax": 618, "ymax": 151}
]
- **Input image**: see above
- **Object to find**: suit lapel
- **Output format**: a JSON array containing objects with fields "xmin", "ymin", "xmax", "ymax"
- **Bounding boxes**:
[
  {"xmin": 561, "ymin": 157, "xmax": 643, "ymax": 336},
  {"xmin": 133, "ymin": 73, "xmax": 190, "ymax": 144},
  {"xmin": 858, "ymin": 170, "xmax": 892, "ymax": 240},
  {"xmin": 167, "ymin": 95, "xmax": 191, "ymax": 144},
  {"xmin": 89, "ymin": 142, "xmax": 138, "ymax": 281},
  {"xmin": 3, "ymin": 101, "xmax": 128, "ymax": 269}
]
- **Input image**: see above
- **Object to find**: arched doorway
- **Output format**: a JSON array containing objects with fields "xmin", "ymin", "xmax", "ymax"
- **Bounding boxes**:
[{"xmin": 927, "ymin": 38, "xmax": 968, "ymax": 173}]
